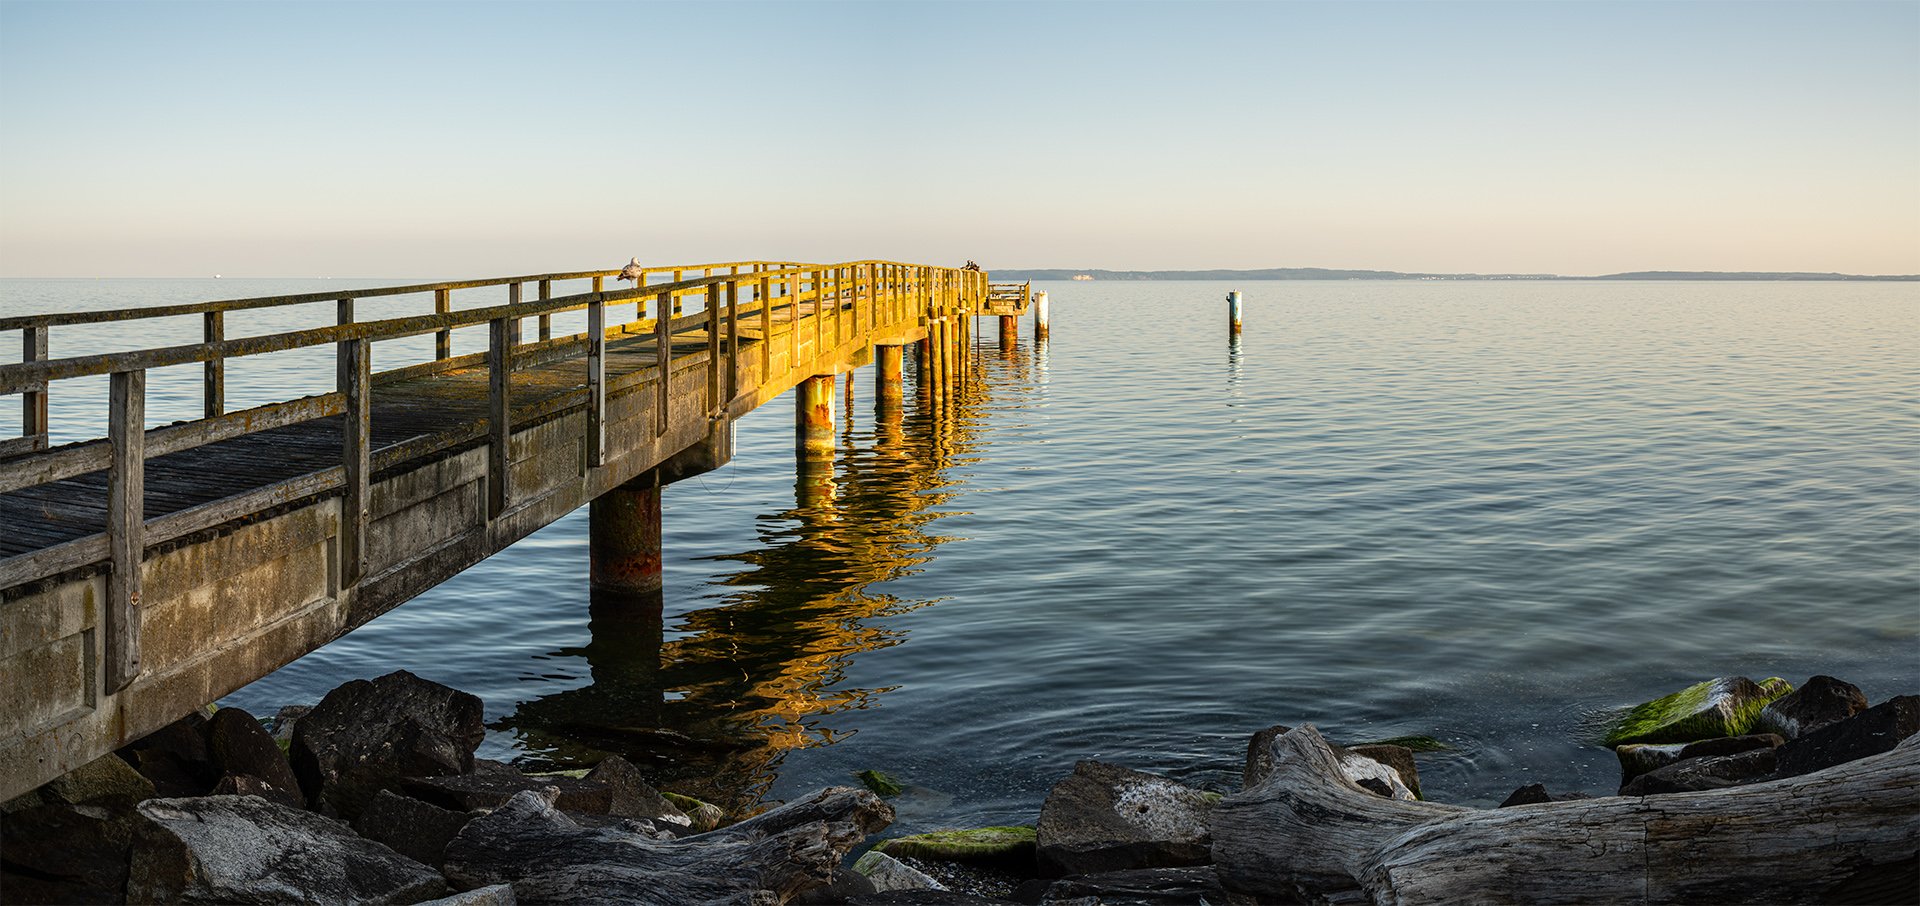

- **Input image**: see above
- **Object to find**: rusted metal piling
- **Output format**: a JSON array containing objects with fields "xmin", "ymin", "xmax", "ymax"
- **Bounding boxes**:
[
  {"xmin": 875, "ymin": 344, "xmax": 904, "ymax": 413},
  {"xmin": 797, "ymin": 374, "xmax": 835, "ymax": 459},
  {"xmin": 590, "ymin": 477, "xmax": 663, "ymax": 593}
]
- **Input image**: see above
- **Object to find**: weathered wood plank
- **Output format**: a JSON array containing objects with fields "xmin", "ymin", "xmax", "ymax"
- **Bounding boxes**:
[{"xmin": 106, "ymin": 370, "xmax": 144, "ymax": 693}]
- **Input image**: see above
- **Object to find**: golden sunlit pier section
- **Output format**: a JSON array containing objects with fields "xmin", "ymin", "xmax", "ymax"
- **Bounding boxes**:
[{"xmin": 0, "ymin": 260, "xmax": 1035, "ymax": 800}]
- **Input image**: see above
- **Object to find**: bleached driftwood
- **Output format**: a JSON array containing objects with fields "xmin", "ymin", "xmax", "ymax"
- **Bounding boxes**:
[
  {"xmin": 443, "ymin": 785, "xmax": 893, "ymax": 906},
  {"xmin": 1212, "ymin": 724, "xmax": 1919, "ymax": 905}
]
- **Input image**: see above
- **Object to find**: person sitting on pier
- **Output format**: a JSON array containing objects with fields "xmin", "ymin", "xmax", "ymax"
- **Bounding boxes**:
[{"xmin": 617, "ymin": 257, "xmax": 644, "ymax": 284}]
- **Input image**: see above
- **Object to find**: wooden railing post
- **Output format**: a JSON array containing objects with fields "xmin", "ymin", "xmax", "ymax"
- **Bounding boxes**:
[
  {"xmin": 106, "ymin": 368, "xmax": 144, "ymax": 693},
  {"xmin": 434, "ymin": 288, "xmax": 452, "ymax": 360},
  {"xmin": 726, "ymin": 280, "xmax": 740, "ymax": 405},
  {"xmin": 813, "ymin": 270, "xmax": 824, "ymax": 355},
  {"xmin": 341, "ymin": 335, "xmax": 370, "ymax": 586},
  {"xmin": 706, "ymin": 282, "xmax": 721, "ymax": 415},
  {"xmin": 508, "ymin": 283, "xmax": 523, "ymax": 348},
  {"xmin": 587, "ymin": 295, "xmax": 606, "ymax": 467},
  {"xmin": 537, "ymin": 279, "xmax": 552, "ymax": 342},
  {"xmin": 759, "ymin": 276, "xmax": 772, "ymax": 379},
  {"xmin": 22, "ymin": 324, "xmax": 48, "ymax": 452},
  {"xmin": 671, "ymin": 271, "xmax": 683, "ymax": 316},
  {"xmin": 789, "ymin": 271, "xmax": 801, "ymax": 369},
  {"xmin": 203, "ymin": 311, "xmax": 224, "ymax": 419},
  {"xmin": 336, "ymin": 298, "xmax": 354, "ymax": 394},
  {"xmin": 655, "ymin": 291, "xmax": 672, "ymax": 437},
  {"xmin": 488, "ymin": 316, "xmax": 510, "ymax": 518}
]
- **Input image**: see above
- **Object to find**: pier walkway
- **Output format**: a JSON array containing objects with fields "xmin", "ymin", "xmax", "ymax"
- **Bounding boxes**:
[{"xmin": 0, "ymin": 260, "xmax": 1033, "ymax": 799}]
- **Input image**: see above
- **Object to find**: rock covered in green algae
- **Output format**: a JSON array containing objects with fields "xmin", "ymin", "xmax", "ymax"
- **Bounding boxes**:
[
  {"xmin": 1601, "ymin": 676, "xmax": 1793, "ymax": 747},
  {"xmin": 659, "ymin": 791, "xmax": 726, "ymax": 832},
  {"xmin": 874, "ymin": 826, "xmax": 1038, "ymax": 869},
  {"xmin": 854, "ymin": 769, "xmax": 905, "ymax": 798}
]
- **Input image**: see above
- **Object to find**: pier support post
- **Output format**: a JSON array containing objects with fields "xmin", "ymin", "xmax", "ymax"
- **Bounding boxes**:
[
  {"xmin": 797, "ymin": 374, "xmax": 834, "ymax": 459},
  {"xmin": 875, "ymin": 344, "xmax": 904, "ymax": 414},
  {"xmin": 999, "ymin": 315, "xmax": 1017, "ymax": 351},
  {"xmin": 1228, "ymin": 291, "xmax": 1243, "ymax": 334},
  {"xmin": 590, "ymin": 475, "xmax": 663, "ymax": 594},
  {"xmin": 1035, "ymin": 292, "xmax": 1049, "ymax": 341}
]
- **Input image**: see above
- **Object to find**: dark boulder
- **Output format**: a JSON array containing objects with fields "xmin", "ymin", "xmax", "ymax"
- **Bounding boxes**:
[
  {"xmin": 289, "ymin": 670, "xmax": 485, "ymax": 820},
  {"xmin": 1615, "ymin": 733, "xmax": 1784, "ymax": 781},
  {"xmin": 793, "ymin": 866, "xmax": 880, "ymax": 904},
  {"xmin": 1242, "ymin": 725, "xmax": 1291, "ymax": 791},
  {"xmin": 353, "ymin": 789, "xmax": 481, "ymax": 871},
  {"xmin": 1346, "ymin": 744, "xmax": 1421, "ymax": 800},
  {"xmin": 1035, "ymin": 761, "xmax": 1216, "ymax": 878},
  {"xmin": 207, "ymin": 707, "xmax": 302, "ymax": 804},
  {"xmin": 128, "ymin": 794, "xmax": 446, "ymax": 905},
  {"xmin": 1772, "ymin": 695, "xmax": 1919, "ymax": 780},
  {"xmin": 3, "ymin": 750, "xmax": 155, "ymax": 814},
  {"xmin": 584, "ymin": 754, "xmax": 691, "ymax": 828},
  {"xmin": 1756, "ymin": 675, "xmax": 1869, "ymax": 740},
  {"xmin": 0, "ymin": 801, "xmax": 134, "ymax": 905},
  {"xmin": 1619, "ymin": 747, "xmax": 1777, "ymax": 796},
  {"xmin": 1498, "ymin": 783, "xmax": 1552, "ymax": 807}
]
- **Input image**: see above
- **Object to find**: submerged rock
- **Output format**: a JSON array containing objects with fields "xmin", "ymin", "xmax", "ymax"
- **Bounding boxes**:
[
  {"xmin": 583, "ymin": 755, "xmax": 690, "ymax": 828},
  {"xmin": 1035, "ymin": 761, "xmax": 1217, "ymax": 878},
  {"xmin": 1600, "ymin": 676, "xmax": 1792, "ymax": 747},
  {"xmin": 128, "ymin": 794, "xmax": 446, "ymax": 905}
]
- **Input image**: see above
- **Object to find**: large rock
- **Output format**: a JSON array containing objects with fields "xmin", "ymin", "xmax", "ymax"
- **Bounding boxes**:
[
  {"xmin": 209, "ymin": 774, "xmax": 304, "ymax": 810},
  {"xmin": 1614, "ymin": 733, "xmax": 1783, "ymax": 781},
  {"xmin": 792, "ymin": 867, "xmax": 879, "ymax": 905},
  {"xmin": 1600, "ymin": 676, "xmax": 1792, "ymax": 746},
  {"xmin": 1035, "ymin": 761, "xmax": 1217, "ymax": 878},
  {"xmin": 127, "ymin": 794, "xmax": 447, "ymax": 905},
  {"xmin": 1772, "ymin": 694, "xmax": 1920, "ymax": 780},
  {"xmin": 1756, "ymin": 675, "xmax": 1869, "ymax": 739},
  {"xmin": 417, "ymin": 886, "xmax": 515, "ymax": 906},
  {"xmin": 0, "ymin": 801, "xmax": 135, "ymax": 905},
  {"xmin": 353, "ymin": 788, "xmax": 482, "ymax": 870},
  {"xmin": 1618, "ymin": 747, "xmax": 1778, "ymax": 796},
  {"xmin": 290, "ymin": 670, "xmax": 485, "ymax": 820},
  {"xmin": 207, "ymin": 707, "xmax": 303, "ymax": 803},
  {"xmin": 583, "ymin": 755, "xmax": 690, "ymax": 828}
]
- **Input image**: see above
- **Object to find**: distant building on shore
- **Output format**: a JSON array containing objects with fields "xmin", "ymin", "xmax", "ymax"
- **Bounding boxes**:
[{"xmin": 1072, "ymin": 274, "xmax": 1093, "ymax": 281}]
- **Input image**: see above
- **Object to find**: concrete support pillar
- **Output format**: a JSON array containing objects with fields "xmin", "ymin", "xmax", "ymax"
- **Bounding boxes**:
[
  {"xmin": 875, "ymin": 344, "xmax": 904, "ymax": 414},
  {"xmin": 590, "ymin": 476, "xmax": 663, "ymax": 593},
  {"xmin": 1034, "ymin": 292, "xmax": 1050, "ymax": 341},
  {"xmin": 797, "ymin": 373, "xmax": 834, "ymax": 459}
]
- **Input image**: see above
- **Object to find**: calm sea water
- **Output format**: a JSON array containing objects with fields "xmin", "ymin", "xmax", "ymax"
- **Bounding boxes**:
[{"xmin": 4, "ymin": 278, "xmax": 1915, "ymax": 828}]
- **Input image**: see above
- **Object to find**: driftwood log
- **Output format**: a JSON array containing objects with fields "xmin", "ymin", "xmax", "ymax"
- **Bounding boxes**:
[
  {"xmin": 443, "ymin": 785, "xmax": 894, "ymax": 906},
  {"xmin": 1213, "ymin": 724, "xmax": 1918, "ymax": 905}
]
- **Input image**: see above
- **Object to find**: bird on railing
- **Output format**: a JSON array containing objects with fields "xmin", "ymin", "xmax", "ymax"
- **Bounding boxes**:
[{"xmin": 617, "ymin": 257, "xmax": 644, "ymax": 284}]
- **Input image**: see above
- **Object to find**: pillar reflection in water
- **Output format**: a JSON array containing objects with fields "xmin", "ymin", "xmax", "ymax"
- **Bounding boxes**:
[{"xmin": 499, "ymin": 343, "xmax": 1022, "ymax": 813}]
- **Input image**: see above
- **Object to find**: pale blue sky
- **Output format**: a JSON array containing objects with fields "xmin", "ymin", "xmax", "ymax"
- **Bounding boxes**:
[{"xmin": 1, "ymin": 1, "xmax": 1914, "ymax": 277}]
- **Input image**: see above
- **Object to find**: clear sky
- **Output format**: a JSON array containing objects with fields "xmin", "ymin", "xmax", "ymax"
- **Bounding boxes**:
[{"xmin": 1, "ymin": 1, "xmax": 1914, "ymax": 278}]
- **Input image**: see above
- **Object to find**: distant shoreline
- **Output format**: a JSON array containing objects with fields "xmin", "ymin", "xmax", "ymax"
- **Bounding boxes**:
[{"xmin": 990, "ymin": 268, "xmax": 1920, "ymax": 282}]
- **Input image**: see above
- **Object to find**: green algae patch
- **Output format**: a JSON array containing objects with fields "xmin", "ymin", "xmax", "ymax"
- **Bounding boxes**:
[
  {"xmin": 874, "ymin": 826, "xmax": 1038, "ymax": 871},
  {"xmin": 1601, "ymin": 676, "xmax": 1795, "ymax": 747},
  {"xmin": 1352, "ymin": 735, "xmax": 1452, "ymax": 753},
  {"xmin": 527, "ymin": 768, "xmax": 592, "ymax": 780},
  {"xmin": 661, "ymin": 792, "xmax": 726, "ymax": 832},
  {"xmin": 854, "ymin": 769, "xmax": 905, "ymax": 798}
]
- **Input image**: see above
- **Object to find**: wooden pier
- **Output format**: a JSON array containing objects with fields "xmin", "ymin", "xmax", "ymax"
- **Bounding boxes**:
[{"xmin": 0, "ymin": 261, "xmax": 1033, "ymax": 800}]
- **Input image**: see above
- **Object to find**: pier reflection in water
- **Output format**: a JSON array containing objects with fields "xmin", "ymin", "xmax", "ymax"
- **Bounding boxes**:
[{"xmin": 496, "ymin": 333, "xmax": 1044, "ymax": 814}]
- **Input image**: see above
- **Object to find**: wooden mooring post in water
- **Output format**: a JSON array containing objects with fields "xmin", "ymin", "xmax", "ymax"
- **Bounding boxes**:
[{"xmin": 0, "ymin": 258, "xmax": 1034, "ymax": 800}]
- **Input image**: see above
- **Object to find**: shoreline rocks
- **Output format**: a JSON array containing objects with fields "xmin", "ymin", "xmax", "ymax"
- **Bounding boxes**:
[{"xmin": 3, "ymin": 670, "xmax": 1913, "ymax": 905}]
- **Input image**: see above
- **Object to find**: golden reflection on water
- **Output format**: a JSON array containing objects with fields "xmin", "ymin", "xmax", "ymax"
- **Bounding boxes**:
[{"xmin": 497, "ymin": 334, "xmax": 1047, "ymax": 812}]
